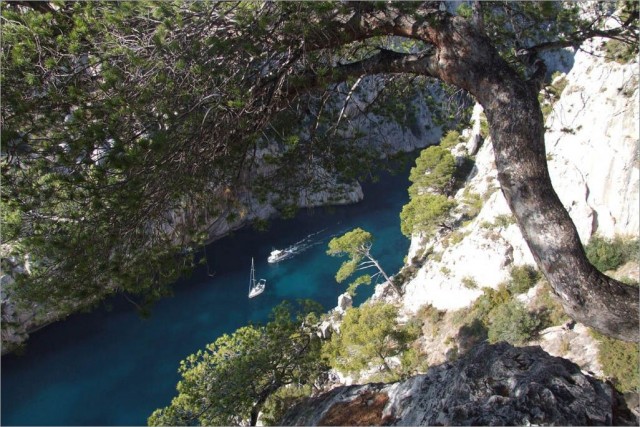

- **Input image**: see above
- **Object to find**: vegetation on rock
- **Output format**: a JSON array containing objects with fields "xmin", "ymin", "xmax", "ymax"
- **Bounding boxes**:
[
  {"xmin": 323, "ymin": 302, "xmax": 421, "ymax": 382},
  {"xmin": 487, "ymin": 300, "xmax": 541, "ymax": 345},
  {"xmin": 590, "ymin": 330, "xmax": 640, "ymax": 393},
  {"xmin": 584, "ymin": 235, "xmax": 639, "ymax": 273},
  {"xmin": 507, "ymin": 265, "xmax": 541, "ymax": 295},
  {"xmin": 400, "ymin": 193, "xmax": 456, "ymax": 238}
]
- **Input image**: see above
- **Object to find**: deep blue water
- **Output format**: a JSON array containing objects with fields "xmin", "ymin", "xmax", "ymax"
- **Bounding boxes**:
[{"xmin": 1, "ymin": 165, "xmax": 412, "ymax": 426}]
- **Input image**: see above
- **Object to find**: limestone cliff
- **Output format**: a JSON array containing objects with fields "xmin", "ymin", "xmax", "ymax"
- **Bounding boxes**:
[{"xmin": 401, "ymin": 38, "xmax": 638, "ymax": 314}]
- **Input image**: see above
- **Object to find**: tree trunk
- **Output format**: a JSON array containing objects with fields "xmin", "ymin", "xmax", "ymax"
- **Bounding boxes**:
[
  {"xmin": 366, "ymin": 253, "xmax": 402, "ymax": 296},
  {"xmin": 250, "ymin": 383, "xmax": 280, "ymax": 426},
  {"xmin": 425, "ymin": 16, "xmax": 639, "ymax": 342},
  {"xmin": 283, "ymin": 7, "xmax": 638, "ymax": 341}
]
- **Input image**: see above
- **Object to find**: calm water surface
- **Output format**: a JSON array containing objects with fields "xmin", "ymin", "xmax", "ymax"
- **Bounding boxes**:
[{"xmin": 2, "ymin": 166, "xmax": 411, "ymax": 426}]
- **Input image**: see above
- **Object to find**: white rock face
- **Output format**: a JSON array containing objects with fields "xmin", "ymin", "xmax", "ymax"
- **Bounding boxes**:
[
  {"xmin": 545, "ymin": 39, "xmax": 639, "ymax": 240},
  {"xmin": 402, "ymin": 38, "xmax": 639, "ymax": 315},
  {"xmin": 536, "ymin": 322, "xmax": 603, "ymax": 376},
  {"xmin": 336, "ymin": 293, "xmax": 353, "ymax": 314},
  {"xmin": 333, "ymin": 76, "xmax": 448, "ymax": 155}
]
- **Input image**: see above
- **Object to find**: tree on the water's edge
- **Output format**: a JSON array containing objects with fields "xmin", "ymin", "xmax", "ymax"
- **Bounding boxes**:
[
  {"xmin": 147, "ymin": 301, "xmax": 327, "ymax": 426},
  {"xmin": 2, "ymin": 1, "xmax": 638, "ymax": 344},
  {"xmin": 327, "ymin": 227, "xmax": 400, "ymax": 297}
]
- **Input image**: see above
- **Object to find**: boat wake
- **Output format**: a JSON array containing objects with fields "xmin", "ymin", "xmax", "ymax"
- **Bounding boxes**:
[{"xmin": 268, "ymin": 228, "xmax": 328, "ymax": 263}]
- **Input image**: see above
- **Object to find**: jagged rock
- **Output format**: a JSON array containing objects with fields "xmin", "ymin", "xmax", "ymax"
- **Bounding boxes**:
[
  {"xmin": 336, "ymin": 293, "xmax": 353, "ymax": 314},
  {"xmin": 281, "ymin": 342, "xmax": 636, "ymax": 426},
  {"xmin": 318, "ymin": 321, "xmax": 333, "ymax": 340},
  {"xmin": 536, "ymin": 322, "xmax": 603, "ymax": 377}
]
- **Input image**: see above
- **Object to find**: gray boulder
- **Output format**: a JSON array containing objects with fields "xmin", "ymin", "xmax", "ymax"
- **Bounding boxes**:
[{"xmin": 281, "ymin": 342, "xmax": 636, "ymax": 425}]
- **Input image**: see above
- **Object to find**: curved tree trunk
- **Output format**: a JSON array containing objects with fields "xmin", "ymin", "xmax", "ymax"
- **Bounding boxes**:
[
  {"xmin": 282, "ymin": 6, "xmax": 638, "ymax": 341},
  {"xmin": 424, "ymin": 16, "xmax": 639, "ymax": 342}
]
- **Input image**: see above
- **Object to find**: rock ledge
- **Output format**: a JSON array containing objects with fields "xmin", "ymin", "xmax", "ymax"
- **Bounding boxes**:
[{"xmin": 281, "ymin": 342, "xmax": 635, "ymax": 426}]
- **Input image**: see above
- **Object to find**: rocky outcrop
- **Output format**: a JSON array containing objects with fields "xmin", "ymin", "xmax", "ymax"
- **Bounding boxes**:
[{"xmin": 281, "ymin": 342, "xmax": 635, "ymax": 426}]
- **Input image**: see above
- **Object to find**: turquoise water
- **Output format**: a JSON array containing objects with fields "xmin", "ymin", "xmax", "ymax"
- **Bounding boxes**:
[{"xmin": 1, "ymin": 166, "xmax": 411, "ymax": 426}]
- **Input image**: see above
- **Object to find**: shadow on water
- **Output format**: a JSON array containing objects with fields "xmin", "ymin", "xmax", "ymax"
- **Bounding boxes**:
[{"xmin": 1, "ymin": 164, "xmax": 413, "ymax": 426}]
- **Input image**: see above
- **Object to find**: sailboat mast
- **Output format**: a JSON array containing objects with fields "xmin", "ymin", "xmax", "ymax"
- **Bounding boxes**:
[{"xmin": 249, "ymin": 257, "xmax": 255, "ymax": 292}]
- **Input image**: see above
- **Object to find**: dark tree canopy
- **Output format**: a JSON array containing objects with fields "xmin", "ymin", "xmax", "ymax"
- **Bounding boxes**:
[
  {"xmin": 2, "ymin": 1, "xmax": 638, "ymax": 340},
  {"xmin": 148, "ymin": 300, "xmax": 327, "ymax": 426}
]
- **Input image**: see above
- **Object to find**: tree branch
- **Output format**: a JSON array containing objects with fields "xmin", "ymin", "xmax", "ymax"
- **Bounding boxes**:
[{"xmin": 283, "ymin": 48, "xmax": 436, "ymax": 99}]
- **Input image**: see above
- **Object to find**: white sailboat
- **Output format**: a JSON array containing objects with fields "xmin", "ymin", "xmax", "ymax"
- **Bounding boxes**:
[{"xmin": 248, "ymin": 257, "xmax": 266, "ymax": 298}]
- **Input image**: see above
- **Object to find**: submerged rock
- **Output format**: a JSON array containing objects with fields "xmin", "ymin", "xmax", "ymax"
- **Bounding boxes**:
[{"xmin": 281, "ymin": 342, "xmax": 635, "ymax": 426}]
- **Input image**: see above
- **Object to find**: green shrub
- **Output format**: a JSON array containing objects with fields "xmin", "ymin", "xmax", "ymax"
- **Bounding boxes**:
[
  {"xmin": 261, "ymin": 385, "xmax": 313, "ymax": 426},
  {"xmin": 494, "ymin": 214, "xmax": 515, "ymax": 228},
  {"xmin": 453, "ymin": 155, "xmax": 476, "ymax": 187},
  {"xmin": 541, "ymin": 102, "xmax": 553, "ymax": 120},
  {"xmin": 470, "ymin": 284, "xmax": 512, "ymax": 325},
  {"xmin": 408, "ymin": 145, "xmax": 457, "ymax": 196},
  {"xmin": 532, "ymin": 281, "xmax": 570, "ymax": 328},
  {"xmin": 416, "ymin": 304, "xmax": 444, "ymax": 327},
  {"xmin": 604, "ymin": 39, "xmax": 638, "ymax": 64},
  {"xmin": 323, "ymin": 303, "xmax": 420, "ymax": 381},
  {"xmin": 446, "ymin": 231, "xmax": 467, "ymax": 246},
  {"xmin": 479, "ymin": 113, "xmax": 489, "ymax": 138},
  {"xmin": 456, "ymin": 318, "xmax": 488, "ymax": 353},
  {"xmin": 548, "ymin": 75, "xmax": 568, "ymax": 98},
  {"xmin": 461, "ymin": 189, "xmax": 483, "ymax": 220},
  {"xmin": 584, "ymin": 235, "xmax": 638, "ymax": 272},
  {"xmin": 508, "ymin": 265, "xmax": 540, "ymax": 294},
  {"xmin": 591, "ymin": 330, "xmax": 639, "ymax": 393},
  {"xmin": 440, "ymin": 130, "xmax": 463, "ymax": 149},
  {"xmin": 400, "ymin": 194, "xmax": 456, "ymax": 237},
  {"xmin": 487, "ymin": 300, "xmax": 541, "ymax": 345},
  {"xmin": 461, "ymin": 276, "xmax": 478, "ymax": 290}
]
